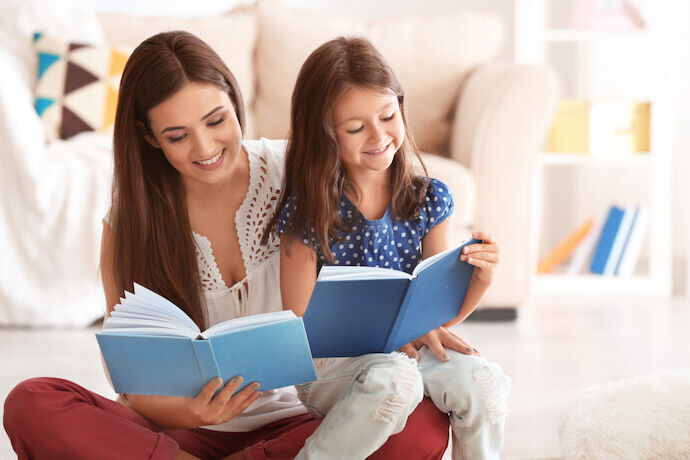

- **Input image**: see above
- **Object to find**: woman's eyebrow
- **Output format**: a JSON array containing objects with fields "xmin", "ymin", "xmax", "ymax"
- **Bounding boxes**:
[{"xmin": 160, "ymin": 106, "xmax": 225, "ymax": 134}]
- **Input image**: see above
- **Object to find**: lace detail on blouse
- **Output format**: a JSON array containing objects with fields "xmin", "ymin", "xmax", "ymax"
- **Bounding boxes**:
[
  {"xmin": 193, "ymin": 232, "xmax": 228, "ymax": 292},
  {"xmin": 193, "ymin": 143, "xmax": 282, "ymax": 294},
  {"xmin": 236, "ymin": 149, "xmax": 281, "ymax": 273}
]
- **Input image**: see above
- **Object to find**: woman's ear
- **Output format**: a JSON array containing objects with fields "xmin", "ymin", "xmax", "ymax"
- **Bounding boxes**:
[{"xmin": 137, "ymin": 121, "xmax": 161, "ymax": 149}]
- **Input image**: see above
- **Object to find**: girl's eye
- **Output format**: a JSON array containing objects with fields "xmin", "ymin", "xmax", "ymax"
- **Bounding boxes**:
[
  {"xmin": 168, "ymin": 134, "xmax": 186, "ymax": 143},
  {"xmin": 382, "ymin": 112, "xmax": 396, "ymax": 122},
  {"xmin": 347, "ymin": 126, "xmax": 364, "ymax": 134},
  {"xmin": 208, "ymin": 117, "xmax": 225, "ymax": 126}
]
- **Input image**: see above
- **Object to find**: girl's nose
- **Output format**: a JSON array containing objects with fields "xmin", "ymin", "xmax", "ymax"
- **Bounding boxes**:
[{"xmin": 370, "ymin": 122, "xmax": 386, "ymax": 144}]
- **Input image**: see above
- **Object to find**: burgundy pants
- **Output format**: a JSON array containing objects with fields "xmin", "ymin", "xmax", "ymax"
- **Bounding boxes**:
[{"xmin": 3, "ymin": 378, "xmax": 449, "ymax": 459}]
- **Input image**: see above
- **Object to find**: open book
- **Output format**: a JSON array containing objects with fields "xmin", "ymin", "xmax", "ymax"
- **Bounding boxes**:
[
  {"xmin": 97, "ymin": 284, "xmax": 316, "ymax": 397},
  {"xmin": 303, "ymin": 239, "xmax": 479, "ymax": 358}
]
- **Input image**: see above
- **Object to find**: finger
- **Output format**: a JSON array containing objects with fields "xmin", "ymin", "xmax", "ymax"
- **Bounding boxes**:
[
  {"xmin": 196, "ymin": 377, "xmax": 224, "ymax": 403},
  {"xmin": 472, "ymin": 231, "xmax": 494, "ymax": 243},
  {"xmin": 398, "ymin": 343, "xmax": 420, "ymax": 361},
  {"xmin": 214, "ymin": 376, "xmax": 244, "ymax": 404},
  {"xmin": 461, "ymin": 251, "xmax": 500, "ymax": 263},
  {"xmin": 466, "ymin": 257, "xmax": 495, "ymax": 270},
  {"xmin": 227, "ymin": 386, "xmax": 261, "ymax": 419},
  {"xmin": 442, "ymin": 331, "xmax": 475, "ymax": 355},
  {"xmin": 427, "ymin": 338, "xmax": 449, "ymax": 362}
]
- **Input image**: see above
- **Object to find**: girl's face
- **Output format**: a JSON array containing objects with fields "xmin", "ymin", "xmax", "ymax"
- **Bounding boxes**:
[
  {"xmin": 144, "ymin": 82, "xmax": 242, "ymax": 188},
  {"xmin": 332, "ymin": 86, "xmax": 405, "ymax": 181}
]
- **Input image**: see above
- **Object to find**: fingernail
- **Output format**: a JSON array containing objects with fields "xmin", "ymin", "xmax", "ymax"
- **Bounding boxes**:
[
  {"xmin": 473, "ymin": 348, "xmax": 480, "ymax": 353},
  {"xmin": 443, "ymin": 353, "xmax": 450, "ymax": 361},
  {"xmin": 468, "ymin": 257, "xmax": 473, "ymax": 263},
  {"xmin": 215, "ymin": 377, "xmax": 223, "ymax": 385},
  {"xmin": 252, "ymin": 382, "xmax": 261, "ymax": 390},
  {"xmin": 233, "ymin": 376, "xmax": 244, "ymax": 384},
  {"xmin": 465, "ymin": 347, "xmax": 473, "ymax": 353},
  {"xmin": 463, "ymin": 247, "xmax": 468, "ymax": 254}
]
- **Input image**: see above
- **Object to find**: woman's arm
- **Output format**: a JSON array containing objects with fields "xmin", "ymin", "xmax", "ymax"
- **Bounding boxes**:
[
  {"xmin": 99, "ymin": 223, "xmax": 260, "ymax": 429},
  {"xmin": 279, "ymin": 234, "xmax": 318, "ymax": 316}
]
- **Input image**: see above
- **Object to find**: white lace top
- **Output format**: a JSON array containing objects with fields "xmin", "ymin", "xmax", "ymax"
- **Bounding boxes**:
[{"xmin": 195, "ymin": 138, "xmax": 307, "ymax": 432}]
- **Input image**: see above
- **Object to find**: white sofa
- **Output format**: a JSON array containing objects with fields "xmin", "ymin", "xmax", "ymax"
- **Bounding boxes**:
[{"xmin": 0, "ymin": 1, "xmax": 559, "ymax": 326}]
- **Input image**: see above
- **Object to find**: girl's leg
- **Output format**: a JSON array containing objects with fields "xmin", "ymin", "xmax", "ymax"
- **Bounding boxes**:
[
  {"xmin": 418, "ymin": 348, "xmax": 511, "ymax": 460},
  {"xmin": 294, "ymin": 352, "xmax": 425, "ymax": 460},
  {"xmin": 245, "ymin": 397, "xmax": 449, "ymax": 460}
]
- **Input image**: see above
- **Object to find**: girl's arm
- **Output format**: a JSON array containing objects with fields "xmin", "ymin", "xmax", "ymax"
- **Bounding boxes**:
[
  {"xmin": 279, "ymin": 233, "xmax": 318, "ymax": 316},
  {"xmin": 422, "ymin": 222, "xmax": 498, "ymax": 325},
  {"xmin": 100, "ymin": 222, "xmax": 260, "ymax": 429},
  {"xmin": 399, "ymin": 221, "xmax": 499, "ymax": 361}
]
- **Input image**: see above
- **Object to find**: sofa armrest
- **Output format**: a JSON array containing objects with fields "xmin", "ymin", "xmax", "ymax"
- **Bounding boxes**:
[{"xmin": 450, "ymin": 61, "xmax": 560, "ymax": 308}]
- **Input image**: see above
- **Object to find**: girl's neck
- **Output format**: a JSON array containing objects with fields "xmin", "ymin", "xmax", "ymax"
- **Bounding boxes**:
[{"xmin": 347, "ymin": 169, "xmax": 391, "ymax": 220}]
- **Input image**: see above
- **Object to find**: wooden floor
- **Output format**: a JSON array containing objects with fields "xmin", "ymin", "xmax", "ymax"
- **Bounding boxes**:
[{"xmin": 2, "ymin": 297, "xmax": 689, "ymax": 459}]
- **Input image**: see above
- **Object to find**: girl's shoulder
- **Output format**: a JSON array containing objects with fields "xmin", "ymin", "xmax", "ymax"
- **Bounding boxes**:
[
  {"xmin": 413, "ymin": 176, "xmax": 453, "ymax": 203},
  {"xmin": 416, "ymin": 176, "xmax": 454, "ymax": 231}
]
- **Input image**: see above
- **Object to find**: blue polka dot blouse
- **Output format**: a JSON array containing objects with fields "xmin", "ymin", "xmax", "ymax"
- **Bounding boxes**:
[{"xmin": 277, "ymin": 178, "xmax": 454, "ymax": 274}]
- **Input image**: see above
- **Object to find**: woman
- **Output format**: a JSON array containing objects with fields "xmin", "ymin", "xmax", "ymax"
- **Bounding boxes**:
[{"xmin": 3, "ymin": 31, "xmax": 449, "ymax": 459}]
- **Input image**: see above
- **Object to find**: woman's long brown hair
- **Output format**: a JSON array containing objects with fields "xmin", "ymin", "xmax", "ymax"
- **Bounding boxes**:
[
  {"xmin": 109, "ymin": 31, "xmax": 245, "ymax": 329},
  {"xmin": 264, "ymin": 36, "xmax": 428, "ymax": 261}
]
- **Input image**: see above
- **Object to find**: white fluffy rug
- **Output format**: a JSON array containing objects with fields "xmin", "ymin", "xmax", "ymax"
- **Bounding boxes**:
[{"xmin": 560, "ymin": 369, "xmax": 690, "ymax": 459}]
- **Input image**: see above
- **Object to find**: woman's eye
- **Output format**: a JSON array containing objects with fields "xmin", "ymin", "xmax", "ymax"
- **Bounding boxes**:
[
  {"xmin": 168, "ymin": 134, "xmax": 186, "ymax": 143},
  {"xmin": 208, "ymin": 117, "xmax": 225, "ymax": 126},
  {"xmin": 347, "ymin": 126, "xmax": 364, "ymax": 134},
  {"xmin": 382, "ymin": 112, "xmax": 396, "ymax": 122}
]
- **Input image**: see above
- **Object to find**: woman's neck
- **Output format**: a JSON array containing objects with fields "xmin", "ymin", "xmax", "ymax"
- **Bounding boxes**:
[{"xmin": 184, "ymin": 146, "xmax": 250, "ymax": 215}]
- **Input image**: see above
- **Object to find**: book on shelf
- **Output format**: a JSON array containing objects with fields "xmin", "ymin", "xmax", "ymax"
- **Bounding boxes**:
[
  {"xmin": 303, "ymin": 239, "xmax": 479, "ymax": 358},
  {"xmin": 589, "ymin": 205, "xmax": 648, "ymax": 276},
  {"xmin": 538, "ymin": 217, "xmax": 595, "ymax": 274},
  {"xmin": 96, "ymin": 284, "xmax": 317, "ymax": 397},
  {"xmin": 566, "ymin": 212, "xmax": 607, "ymax": 275}
]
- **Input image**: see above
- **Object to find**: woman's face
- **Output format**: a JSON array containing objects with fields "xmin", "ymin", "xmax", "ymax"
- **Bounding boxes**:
[
  {"xmin": 332, "ymin": 85, "xmax": 405, "ymax": 182},
  {"xmin": 144, "ymin": 82, "xmax": 242, "ymax": 188}
]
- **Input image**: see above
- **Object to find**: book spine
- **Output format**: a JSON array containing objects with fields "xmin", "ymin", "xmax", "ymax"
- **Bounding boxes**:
[
  {"xmin": 615, "ymin": 207, "xmax": 649, "ymax": 276},
  {"xmin": 602, "ymin": 207, "xmax": 636, "ymax": 275},
  {"xmin": 590, "ymin": 206, "xmax": 625, "ymax": 274},
  {"xmin": 382, "ymin": 280, "xmax": 415, "ymax": 353},
  {"xmin": 191, "ymin": 340, "xmax": 222, "ymax": 385},
  {"xmin": 538, "ymin": 217, "xmax": 595, "ymax": 274}
]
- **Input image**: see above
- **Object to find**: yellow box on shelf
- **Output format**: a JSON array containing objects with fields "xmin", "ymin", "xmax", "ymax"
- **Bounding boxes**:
[{"xmin": 546, "ymin": 99, "xmax": 650, "ymax": 154}]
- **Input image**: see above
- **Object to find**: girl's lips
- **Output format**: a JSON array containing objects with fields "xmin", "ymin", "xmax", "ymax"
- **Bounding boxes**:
[
  {"xmin": 193, "ymin": 149, "xmax": 225, "ymax": 170},
  {"xmin": 363, "ymin": 142, "xmax": 392, "ymax": 155}
]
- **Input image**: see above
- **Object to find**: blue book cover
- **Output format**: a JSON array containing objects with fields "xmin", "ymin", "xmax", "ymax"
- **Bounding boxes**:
[
  {"xmin": 96, "ymin": 284, "xmax": 316, "ymax": 397},
  {"xmin": 590, "ymin": 206, "xmax": 625, "ymax": 274},
  {"xmin": 303, "ymin": 239, "xmax": 478, "ymax": 358}
]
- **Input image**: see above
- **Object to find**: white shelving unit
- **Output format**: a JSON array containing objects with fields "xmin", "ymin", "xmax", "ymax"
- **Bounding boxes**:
[{"xmin": 515, "ymin": 0, "xmax": 676, "ymax": 298}]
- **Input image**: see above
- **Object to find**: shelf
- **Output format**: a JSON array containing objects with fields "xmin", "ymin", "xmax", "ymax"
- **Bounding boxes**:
[
  {"xmin": 537, "ymin": 152, "xmax": 651, "ymax": 166},
  {"xmin": 538, "ymin": 28, "xmax": 648, "ymax": 42},
  {"xmin": 533, "ymin": 273, "xmax": 671, "ymax": 298}
]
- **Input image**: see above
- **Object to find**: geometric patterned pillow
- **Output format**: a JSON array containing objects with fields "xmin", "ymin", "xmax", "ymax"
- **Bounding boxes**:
[{"xmin": 33, "ymin": 32, "xmax": 130, "ymax": 142}]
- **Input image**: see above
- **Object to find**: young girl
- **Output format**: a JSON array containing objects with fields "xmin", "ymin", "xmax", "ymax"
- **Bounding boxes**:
[{"xmin": 267, "ymin": 37, "xmax": 511, "ymax": 459}]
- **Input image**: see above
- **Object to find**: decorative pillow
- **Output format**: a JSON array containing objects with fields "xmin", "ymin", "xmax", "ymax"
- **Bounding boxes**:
[{"xmin": 33, "ymin": 32, "xmax": 130, "ymax": 142}]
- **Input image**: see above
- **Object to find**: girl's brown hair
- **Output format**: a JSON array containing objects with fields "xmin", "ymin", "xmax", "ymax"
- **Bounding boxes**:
[
  {"xmin": 109, "ymin": 31, "xmax": 245, "ymax": 329},
  {"xmin": 264, "ymin": 36, "xmax": 428, "ymax": 261}
]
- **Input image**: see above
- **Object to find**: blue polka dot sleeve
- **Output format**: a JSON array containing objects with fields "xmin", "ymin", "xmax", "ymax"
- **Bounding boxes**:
[
  {"xmin": 276, "ymin": 195, "xmax": 296, "ymax": 237},
  {"xmin": 420, "ymin": 178, "xmax": 454, "ymax": 236}
]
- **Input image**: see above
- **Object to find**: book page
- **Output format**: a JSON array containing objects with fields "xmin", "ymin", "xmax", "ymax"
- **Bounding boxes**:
[
  {"xmin": 200, "ymin": 310, "xmax": 296, "ymax": 339},
  {"xmin": 317, "ymin": 265, "xmax": 411, "ymax": 281},
  {"xmin": 412, "ymin": 240, "xmax": 473, "ymax": 276},
  {"xmin": 101, "ymin": 283, "xmax": 200, "ymax": 338}
]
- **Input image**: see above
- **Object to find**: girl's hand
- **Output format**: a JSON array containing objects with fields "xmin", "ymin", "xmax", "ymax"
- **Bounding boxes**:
[
  {"xmin": 398, "ymin": 326, "xmax": 480, "ymax": 361},
  {"xmin": 188, "ymin": 376, "xmax": 261, "ymax": 426},
  {"xmin": 461, "ymin": 231, "xmax": 500, "ymax": 284}
]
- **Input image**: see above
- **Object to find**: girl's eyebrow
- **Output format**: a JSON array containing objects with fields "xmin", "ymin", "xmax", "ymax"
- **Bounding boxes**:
[
  {"xmin": 338, "ymin": 102, "xmax": 396, "ymax": 125},
  {"xmin": 160, "ymin": 106, "xmax": 225, "ymax": 134}
]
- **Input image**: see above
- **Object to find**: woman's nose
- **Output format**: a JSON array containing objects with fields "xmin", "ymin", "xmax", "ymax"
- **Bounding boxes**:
[{"xmin": 192, "ymin": 132, "xmax": 214, "ymax": 157}]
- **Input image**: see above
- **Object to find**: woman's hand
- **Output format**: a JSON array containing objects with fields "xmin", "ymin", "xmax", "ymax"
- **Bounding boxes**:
[
  {"xmin": 398, "ymin": 326, "xmax": 480, "ymax": 362},
  {"xmin": 461, "ymin": 231, "xmax": 500, "ymax": 284},
  {"xmin": 187, "ymin": 376, "xmax": 261, "ymax": 426},
  {"xmin": 126, "ymin": 376, "xmax": 261, "ymax": 429}
]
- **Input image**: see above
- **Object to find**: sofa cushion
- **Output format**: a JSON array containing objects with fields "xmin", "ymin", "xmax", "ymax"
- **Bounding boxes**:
[
  {"xmin": 97, "ymin": 8, "xmax": 257, "ymax": 137},
  {"xmin": 254, "ymin": 1, "xmax": 504, "ymax": 155},
  {"xmin": 32, "ymin": 32, "xmax": 130, "ymax": 141}
]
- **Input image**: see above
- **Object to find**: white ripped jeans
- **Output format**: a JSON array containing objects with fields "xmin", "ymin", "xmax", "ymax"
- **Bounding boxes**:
[{"xmin": 294, "ymin": 348, "xmax": 511, "ymax": 460}]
